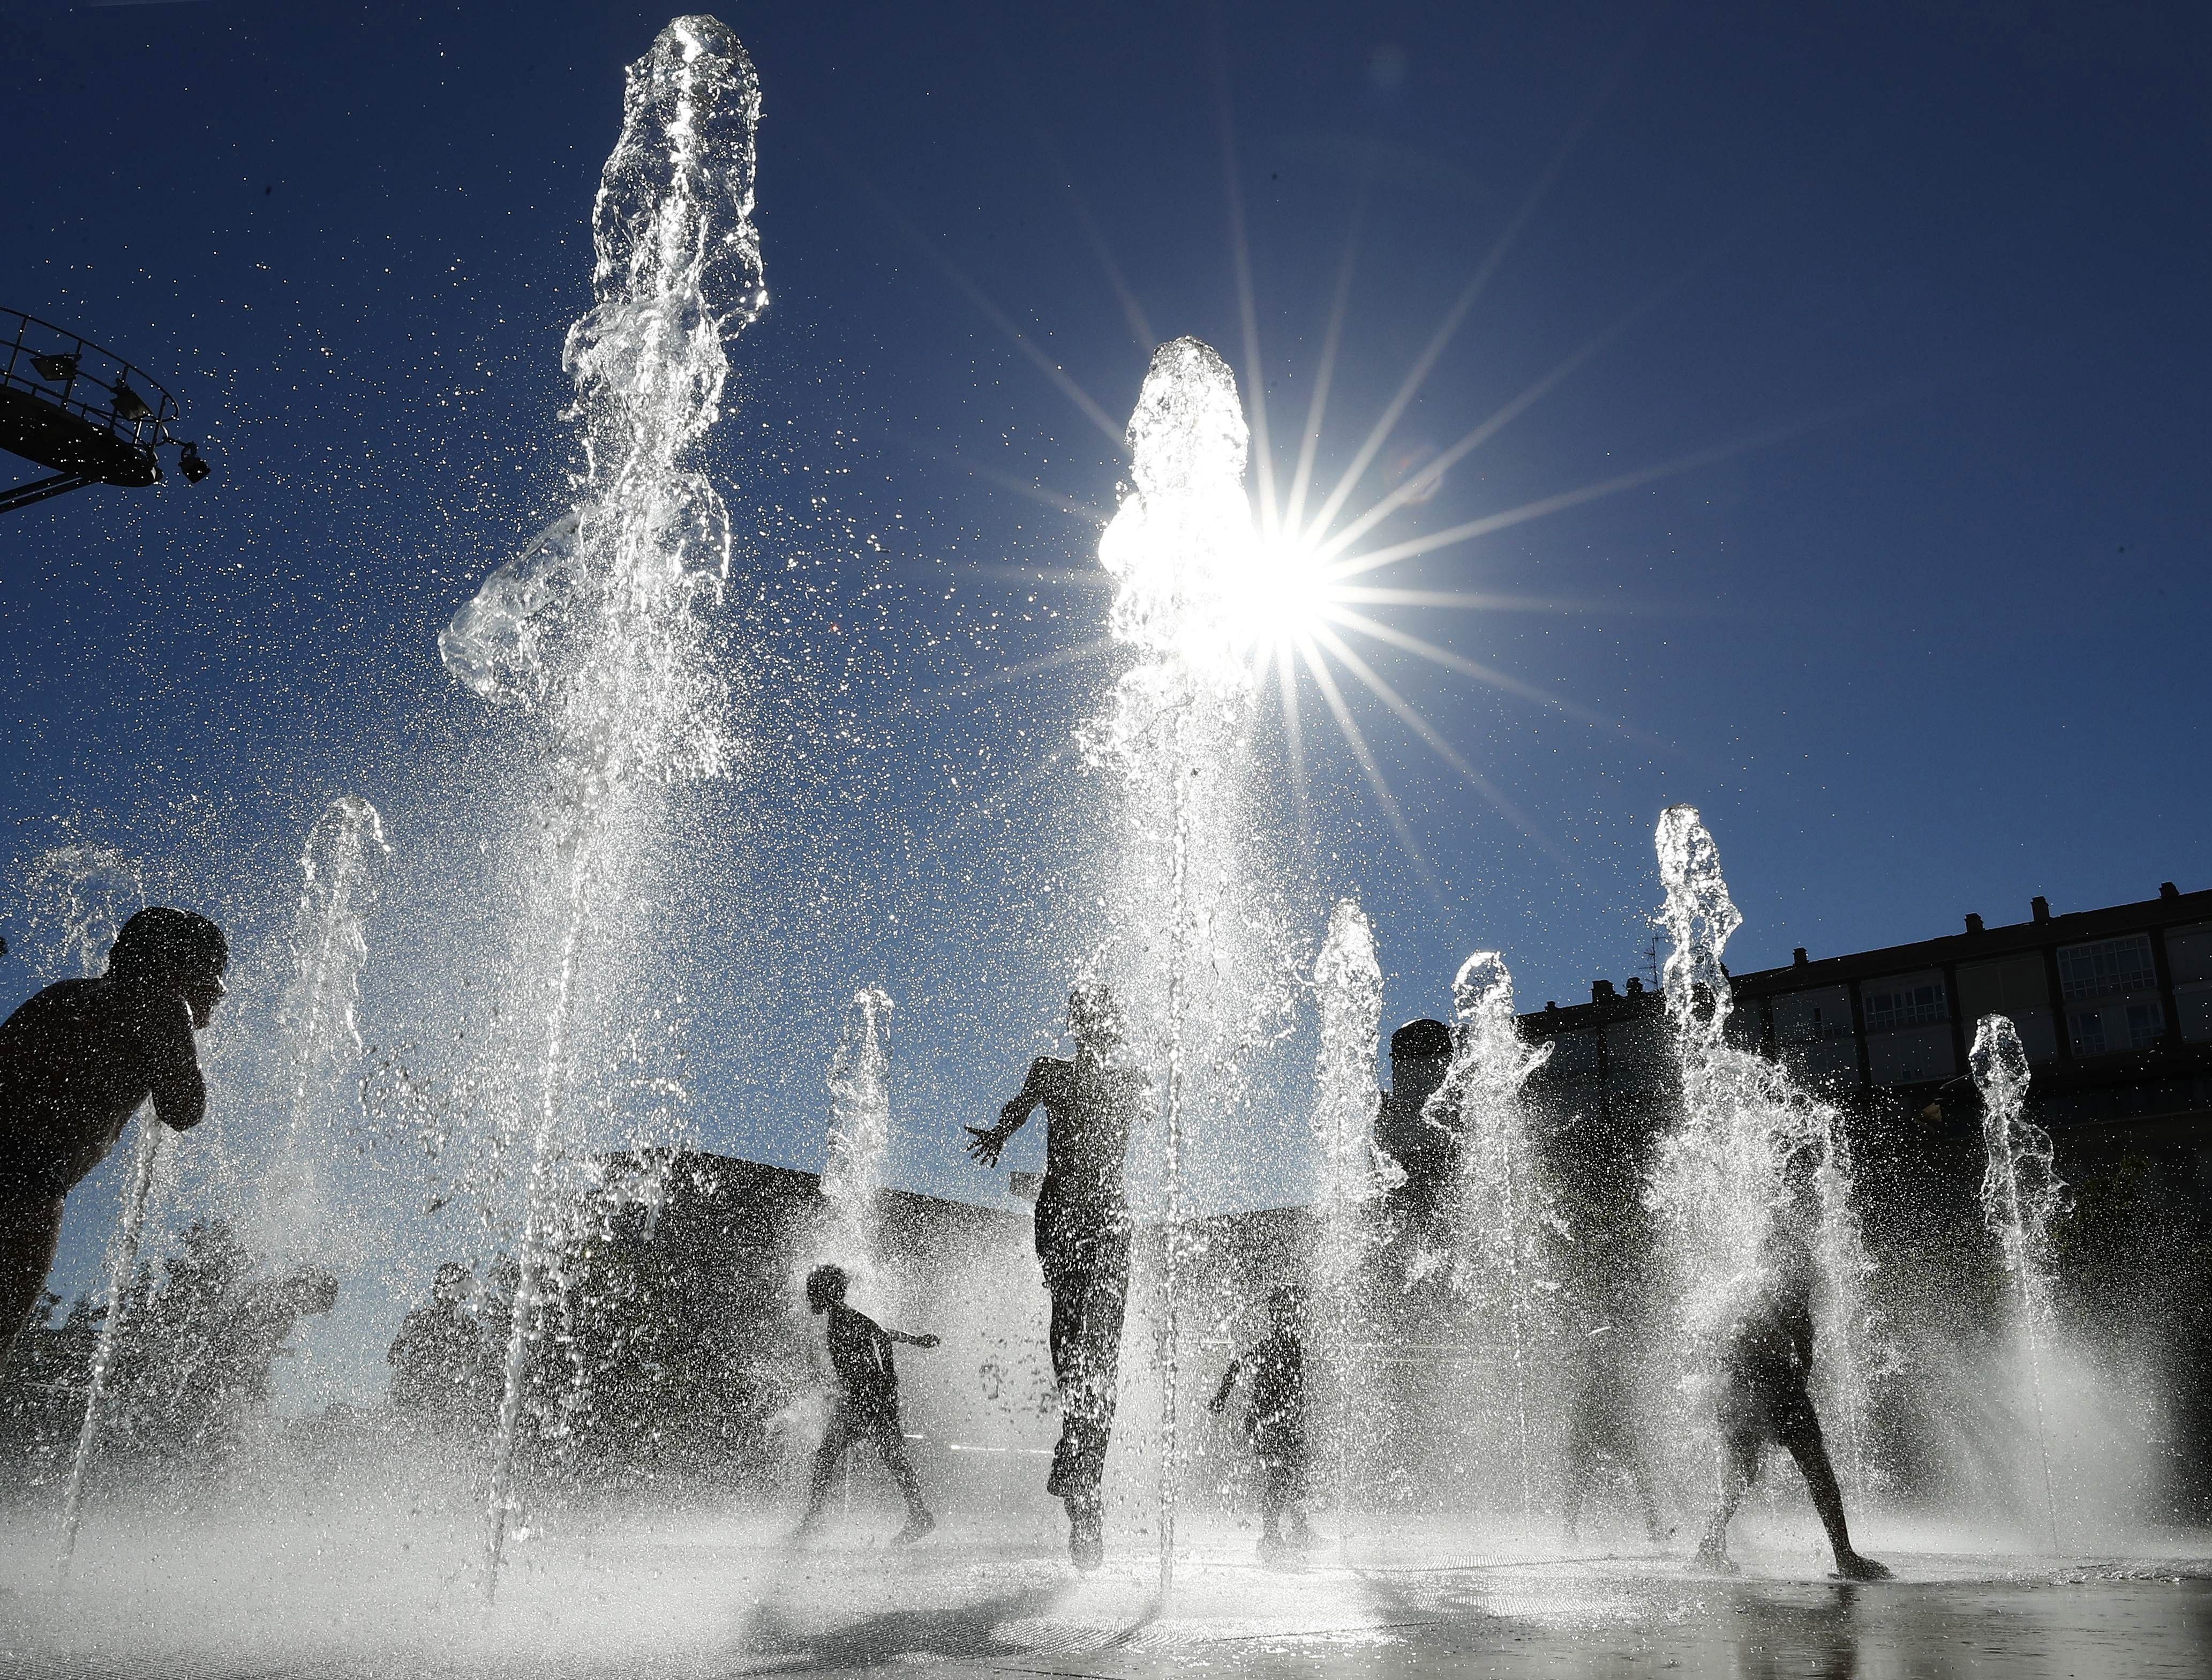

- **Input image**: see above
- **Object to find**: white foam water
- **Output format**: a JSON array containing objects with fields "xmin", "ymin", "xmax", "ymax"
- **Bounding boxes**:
[{"xmin": 434, "ymin": 14, "xmax": 767, "ymax": 1599}]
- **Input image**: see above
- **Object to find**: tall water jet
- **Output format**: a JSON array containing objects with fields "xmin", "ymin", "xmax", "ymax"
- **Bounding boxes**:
[
  {"xmin": 1433, "ymin": 950, "xmax": 1554, "ymax": 1524},
  {"xmin": 1312, "ymin": 898, "xmax": 1383, "ymax": 1531},
  {"xmin": 438, "ymin": 13, "xmax": 765, "ymax": 1600},
  {"xmin": 1647, "ymin": 806, "xmax": 1884, "ymax": 1501},
  {"xmin": 1970, "ymin": 1012, "xmax": 2065, "ymax": 1545},
  {"xmin": 1081, "ymin": 335, "xmax": 1282, "ymax": 1595},
  {"xmin": 820, "ymin": 986, "xmax": 894, "ymax": 1276},
  {"xmin": 21, "ymin": 845, "xmax": 149, "ymax": 1578},
  {"xmin": 268, "ymin": 797, "xmax": 390, "ymax": 1229}
]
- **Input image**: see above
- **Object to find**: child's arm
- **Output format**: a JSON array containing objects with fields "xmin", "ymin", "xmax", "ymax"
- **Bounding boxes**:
[
  {"xmin": 1206, "ymin": 1357, "xmax": 1242, "ymax": 1414},
  {"xmin": 888, "ymin": 1329, "xmax": 941, "ymax": 1348}
]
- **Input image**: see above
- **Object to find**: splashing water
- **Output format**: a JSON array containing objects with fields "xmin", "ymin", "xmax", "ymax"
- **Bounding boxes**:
[
  {"xmin": 1647, "ymin": 805, "xmax": 1885, "ymax": 1501},
  {"xmin": 1312, "ymin": 898, "xmax": 1383, "ymax": 1526},
  {"xmin": 17, "ymin": 846, "xmax": 144, "ymax": 985},
  {"xmin": 821, "ymin": 986, "xmax": 894, "ymax": 1274},
  {"xmin": 1082, "ymin": 335, "xmax": 1288, "ymax": 1596},
  {"xmin": 1433, "ymin": 951, "xmax": 1555, "ymax": 1524},
  {"xmin": 440, "ymin": 13, "xmax": 765, "ymax": 1600},
  {"xmin": 267, "ymin": 798, "xmax": 390, "ymax": 1227},
  {"xmin": 1970, "ymin": 1012, "xmax": 2066, "ymax": 1545},
  {"xmin": 20, "ymin": 846, "xmax": 151, "ymax": 1579}
]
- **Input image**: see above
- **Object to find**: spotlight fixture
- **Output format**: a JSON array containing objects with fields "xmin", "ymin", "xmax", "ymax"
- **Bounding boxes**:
[
  {"xmin": 109, "ymin": 381, "xmax": 155, "ymax": 423},
  {"xmin": 178, "ymin": 441, "xmax": 211, "ymax": 484},
  {"xmin": 30, "ymin": 352, "xmax": 79, "ymax": 384}
]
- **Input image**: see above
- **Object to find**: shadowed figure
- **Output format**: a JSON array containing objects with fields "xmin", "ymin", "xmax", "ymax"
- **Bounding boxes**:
[
  {"xmin": 967, "ymin": 984, "xmax": 1142, "ymax": 1572},
  {"xmin": 1562, "ymin": 1321, "xmax": 1667, "ymax": 1544},
  {"xmin": 1, "ymin": 907, "xmax": 228, "ymax": 1364},
  {"xmin": 1208, "ymin": 1283, "xmax": 1312, "ymax": 1563},
  {"xmin": 1695, "ymin": 1226, "xmax": 1891, "ymax": 1581},
  {"xmin": 797, "ymin": 1262, "xmax": 937, "ymax": 1547},
  {"xmin": 388, "ymin": 1261, "xmax": 495, "ymax": 1430}
]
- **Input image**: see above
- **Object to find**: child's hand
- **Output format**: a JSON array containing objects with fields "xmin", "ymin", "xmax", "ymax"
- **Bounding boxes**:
[{"xmin": 914, "ymin": 1334, "xmax": 941, "ymax": 1349}]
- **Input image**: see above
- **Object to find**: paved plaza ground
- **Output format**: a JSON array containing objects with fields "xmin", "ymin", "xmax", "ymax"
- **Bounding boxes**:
[{"xmin": 4, "ymin": 1505, "xmax": 2209, "ymax": 1678}]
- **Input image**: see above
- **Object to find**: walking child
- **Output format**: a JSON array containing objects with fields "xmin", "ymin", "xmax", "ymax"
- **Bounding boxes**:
[
  {"xmin": 1207, "ymin": 1283, "xmax": 1311, "ymax": 1562},
  {"xmin": 1693, "ymin": 1225, "xmax": 1890, "ymax": 1580},
  {"xmin": 797, "ymin": 1262, "xmax": 938, "ymax": 1546}
]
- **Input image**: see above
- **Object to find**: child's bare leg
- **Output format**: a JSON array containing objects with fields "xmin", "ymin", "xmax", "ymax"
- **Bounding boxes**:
[
  {"xmin": 1694, "ymin": 1426, "xmax": 1759, "ymax": 1571},
  {"xmin": 1778, "ymin": 1404, "xmax": 1890, "ymax": 1579}
]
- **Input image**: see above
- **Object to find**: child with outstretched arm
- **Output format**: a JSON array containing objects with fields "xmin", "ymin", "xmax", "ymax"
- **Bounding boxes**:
[{"xmin": 797, "ymin": 1263, "xmax": 939, "ymax": 1547}]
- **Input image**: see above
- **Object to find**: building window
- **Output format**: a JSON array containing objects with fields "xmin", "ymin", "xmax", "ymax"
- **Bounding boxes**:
[
  {"xmin": 1863, "ymin": 979, "xmax": 1946, "ymax": 1030},
  {"xmin": 2071, "ymin": 1008, "xmax": 2107, "ymax": 1056},
  {"xmin": 2057, "ymin": 935, "xmax": 2157, "ymax": 1002},
  {"xmin": 2179, "ymin": 981, "xmax": 2212, "ymax": 1044},
  {"xmin": 2127, "ymin": 1001, "xmax": 2166, "ymax": 1050},
  {"xmin": 1772, "ymin": 986, "xmax": 1852, "ymax": 1045}
]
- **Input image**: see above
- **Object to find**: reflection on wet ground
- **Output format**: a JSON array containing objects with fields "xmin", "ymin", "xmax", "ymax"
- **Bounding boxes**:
[{"xmin": 3, "ymin": 1512, "xmax": 2208, "ymax": 1678}]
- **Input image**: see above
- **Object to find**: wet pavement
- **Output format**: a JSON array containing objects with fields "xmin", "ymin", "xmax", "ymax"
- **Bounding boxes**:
[{"xmin": 4, "ymin": 1512, "xmax": 2209, "ymax": 1678}]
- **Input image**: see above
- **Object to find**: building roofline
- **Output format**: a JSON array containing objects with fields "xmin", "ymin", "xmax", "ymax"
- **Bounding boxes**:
[{"xmin": 1731, "ymin": 885, "xmax": 2212, "ymax": 996}]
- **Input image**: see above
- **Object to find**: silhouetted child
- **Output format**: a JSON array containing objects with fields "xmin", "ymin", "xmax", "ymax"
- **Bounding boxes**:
[
  {"xmin": 967, "ymin": 985, "xmax": 1143, "ymax": 1570},
  {"xmin": 1208, "ymin": 1283, "xmax": 1311, "ymax": 1562},
  {"xmin": 1, "ymin": 908, "xmax": 228, "ymax": 1364},
  {"xmin": 1694, "ymin": 1226, "xmax": 1891, "ymax": 1581},
  {"xmin": 798, "ymin": 1262, "xmax": 938, "ymax": 1546}
]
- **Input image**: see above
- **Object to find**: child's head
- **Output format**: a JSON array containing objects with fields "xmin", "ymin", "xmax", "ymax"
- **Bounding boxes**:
[
  {"xmin": 806, "ymin": 1262, "xmax": 848, "ymax": 1314},
  {"xmin": 1267, "ymin": 1283, "xmax": 1306, "ymax": 1330},
  {"xmin": 1068, "ymin": 983, "xmax": 1126, "ymax": 1059}
]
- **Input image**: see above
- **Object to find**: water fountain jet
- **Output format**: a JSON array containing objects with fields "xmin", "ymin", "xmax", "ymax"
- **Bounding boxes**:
[
  {"xmin": 437, "ymin": 12, "xmax": 765, "ymax": 1601},
  {"xmin": 1432, "ymin": 950, "xmax": 1554, "ymax": 1525},
  {"xmin": 265, "ymin": 797, "xmax": 389, "ymax": 1238},
  {"xmin": 1311, "ymin": 898, "xmax": 1383, "ymax": 1534},
  {"xmin": 1082, "ymin": 335, "xmax": 1283, "ymax": 1595},
  {"xmin": 21, "ymin": 845, "xmax": 150, "ymax": 1580},
  {"xmin": 1970, "ymin": 1011, "xmax": 2066, "ymax": 1547},
  {"xmin": 821, "ymin": 986, "xmax": 894, "ymax": 1279},
  {"xmin": 1647, "ymin": 806, "xmax": 1885, "ymax": 1503}
]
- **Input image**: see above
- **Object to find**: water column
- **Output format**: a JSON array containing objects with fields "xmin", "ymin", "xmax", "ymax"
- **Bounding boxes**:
[
  {"xmin": 1083, "ymin": 336, "xmax": 1273, "ymax": 1595},
  {"xmin": 1647, "ymin": 806, "xmax": 1884, "ymax": 1497},
  {"xmin": 1969, "ymin": 1013, "xmax": 2065, "ymax": 1546},
  {"xmin": 821, "ymin": 987, "xmax": 895, "ymax": 1274},
  {"xmin": 269, "ymin": 797, "xmax": 390, "ymax": 1225},
  {"xmin": 25, "ymin": 846, "xmax": 148, "ymax": 1578},
  {"xmin": 1433, "ymin": 950, "xmax": 1554, "ymax": 1525},
  {"xmin": 439, "ymin": 14, "xmax": 765, "ymax": 1599},
  {"xmin": 1312, "ymin": 899, "xmax": 1383, "ymax": 1536}
]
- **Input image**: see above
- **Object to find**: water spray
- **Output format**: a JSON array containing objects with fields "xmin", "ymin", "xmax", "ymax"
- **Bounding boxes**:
[
  {"xmin": 1433, "ymin": 950, "xmax": 1553, "ymax": 1526},
  {"xmin": 440, "ymin": 13, "xmax": 765, "ymax": 1602},
  {"xmin": 1970, "ymin": 1012, "xmax": 2066, "ymax": 1548},
  {"xmin": 1648, "ymin": 805, "xmax": 1885, "ymax": 1501},
  {"xmin": 26, "ymin": 845, "xmax": 149, "ymax": 1583},
  {"xmin": 1085, "ymin": 334, "xmax": 1266, "ymax": 1598},
  {"xmin": 270, "ymin": 797, "xmax": 390, "ymax": 1227},
  {"xmin": 1313, "ymin": 898, "xmax": 1382, "ymax": 1544},
  {"xmin": 822, "ymin": 986, "xmax": 895, "ymax": 1274}
]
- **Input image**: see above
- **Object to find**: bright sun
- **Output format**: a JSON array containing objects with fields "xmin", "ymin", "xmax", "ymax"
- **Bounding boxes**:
[{"xmin": 1235, "ymin": 532, "xmax": 1335, "ymax": 656}]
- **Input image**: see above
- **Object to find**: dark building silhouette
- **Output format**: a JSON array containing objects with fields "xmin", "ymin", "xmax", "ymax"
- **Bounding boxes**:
[
  {"xmin": 1518, "ymin": 881, "xmax": 2212, "ymax": 1518},
  {"xmin": 1521, "ymin": 882, "xmax": 2212, "ymax": 1131}
]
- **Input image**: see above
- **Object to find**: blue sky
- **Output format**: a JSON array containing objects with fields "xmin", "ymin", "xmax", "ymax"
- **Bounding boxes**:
[{"xmin": 6, "ymin": 1, "xmax": 2211, "ymax": 1315}]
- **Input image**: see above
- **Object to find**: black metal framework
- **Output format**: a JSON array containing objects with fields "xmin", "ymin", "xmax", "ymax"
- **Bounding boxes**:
[{"xmin": 0, "ymin": 306, "xmax": 209, "ymax": 514}]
